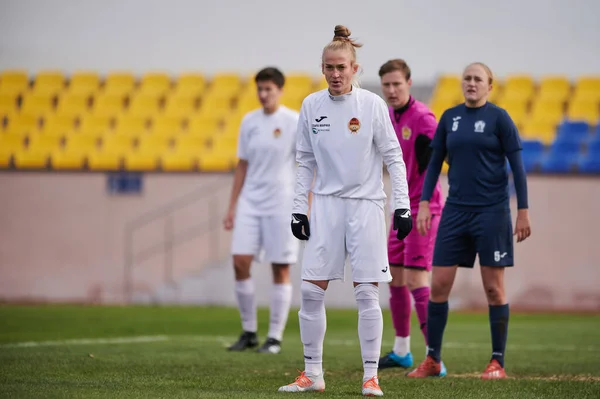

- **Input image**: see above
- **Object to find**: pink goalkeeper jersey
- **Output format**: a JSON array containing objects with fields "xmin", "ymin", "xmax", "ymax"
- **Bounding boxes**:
[{"xmin": 390, "ymin": 98, "xmax": 443, "ymax": 215}]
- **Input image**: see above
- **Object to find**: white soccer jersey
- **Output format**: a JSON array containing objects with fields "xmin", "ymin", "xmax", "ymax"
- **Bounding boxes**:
[
  {"xmin": 293, "ymin": 88, "xmax": 410, "ymax": 214},
  {"xmin": 237, "ymin": 106, "xmax": 299, "ymax": 216}
]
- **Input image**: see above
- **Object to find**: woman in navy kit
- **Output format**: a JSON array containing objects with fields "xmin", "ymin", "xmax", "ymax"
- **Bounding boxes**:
[{"xmin": 407, "ymin": 62, "xmax": 532, "ymax": 380}]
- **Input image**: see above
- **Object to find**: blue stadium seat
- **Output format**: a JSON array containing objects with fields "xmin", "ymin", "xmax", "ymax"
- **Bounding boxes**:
[
  {"xmin": 539, "ymin": 140, "xmax": 580, "ymax": 173},
  {"xmin": 577, "ymin": 154, "xmax": 600, "ymax": 173},
  {"xmin": 520, "ymin": 140, "xmax": 544, "ymax": 172},
  {"xmin": 557, "ymin": 121, "xmax": 590, "ymax": 136},
  {"xmin": 587, "ymin": 139, "xmax": 600, "ymax": 154}
]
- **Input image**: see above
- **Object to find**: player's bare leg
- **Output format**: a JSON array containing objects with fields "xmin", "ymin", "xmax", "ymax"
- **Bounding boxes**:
[
  {"xmin": 354, "ymin": 281, "xmax": 384, "ymax": 397},
  {"xmin": 407, "ymin": 266, "xmax": 457, "ymax": 378},
  {"xmin": 480, "ymin": 266, "xmax": 508, "ymax": 379},
  {"xmin": 279, "ymin": 280, "xmax": 328, "ymax": 392},
  {"xmin": 257, "ymin": 263, "xmax": 292, "ymax": 354},
  {"xmin": 229, "ymin": 254, "xmax": 258, "ymax": 351}
]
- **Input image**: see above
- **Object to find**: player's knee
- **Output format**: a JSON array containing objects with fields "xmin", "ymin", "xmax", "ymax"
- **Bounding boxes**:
[
  {"xmin": 233, "ymin": 255, "xmax": 252, "ymax": 279},
  {"xmin": 430, "ymin": 277, "xmax": 452, "ymax": 302},
  {"xmin": 271, "ymin": 263, "xmax": 290, "ymax": 283},
  {"xmin": 406, "ymin": 269, "xmax": 428, "ymax": 291},
  {"xmin": 299, "ymin": 281, "xmax": 326, "ymax": 315},
  {"xmin": 484, "ymin": 285, "xmax": 505, "ymax": 305},
  {"xmin": 389, "ymin": 266, "xmax": 406, "ymax": 286}
]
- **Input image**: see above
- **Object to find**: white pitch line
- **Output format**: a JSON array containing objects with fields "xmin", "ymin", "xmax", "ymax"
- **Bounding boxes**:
[
  {"xmin": 0, "ymin": 335, "xmax": 170, "ymax": 349},
  {"xmin": 1, "ymin": 335, "xmax": 598, "ymax": 353}
]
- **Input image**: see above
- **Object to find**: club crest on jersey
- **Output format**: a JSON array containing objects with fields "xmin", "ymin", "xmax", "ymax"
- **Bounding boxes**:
[
  {"xmin": 474, "ymin": 120, "xmax": 486, "ymax": 133},
  {"xmin": 273, "ymin": 128, "xmax": 281, "ymax": 138},
  {"xmin": 402, "ymin": 126, "xmax": 412, "ymax": 140},
  {"xmin": 348, "ymin": 117, "xmax": 361, "ymax": 134}
]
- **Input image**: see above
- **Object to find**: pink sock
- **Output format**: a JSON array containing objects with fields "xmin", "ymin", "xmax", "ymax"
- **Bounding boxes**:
[
  {"xmin": 389, "ymin": 285, "xmax": 411, "ymax": 337},
  {"xmin": 411, "ymin": 286, "xmax": 430, "ymax": 345}
]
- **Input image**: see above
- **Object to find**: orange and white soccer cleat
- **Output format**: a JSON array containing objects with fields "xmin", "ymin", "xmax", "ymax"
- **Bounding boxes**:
[
  {"xmin": 406, "ymin": 356, "xmax": 447, "ymax": 378},
  {"xmin": 362, "ymin": 376, "xmax": 383, "ymax": 397},
  {"xmin": 481, "ymin": 359, "xmax": 507, "ymax": 379},
  {"xmin": 278, "ymin": 370, "xmax": 325, "ymax": 392}
]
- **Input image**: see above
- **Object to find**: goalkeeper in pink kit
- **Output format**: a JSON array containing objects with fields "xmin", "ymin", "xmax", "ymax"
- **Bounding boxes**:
[{"xmin": 377, "ymin": 59, "xmax": 446, "ymax": 375}]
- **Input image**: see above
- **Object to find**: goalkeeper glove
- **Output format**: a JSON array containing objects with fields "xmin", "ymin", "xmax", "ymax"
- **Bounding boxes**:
[
  {"xmin": 291, "ymin": 213, "xmax": 310, "ymax": 240},
  {"xmin": 393, "ymin": 208, "xmax": 413, "ymax": 240}
]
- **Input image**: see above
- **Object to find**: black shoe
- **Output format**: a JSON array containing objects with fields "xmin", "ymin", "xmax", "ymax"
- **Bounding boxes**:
[
  {"xmin": 227, "ymin": 331, "xmax": 258, "ymax": 351},
  {"xmin": 256, "ymin": 337, "xmax": 282, "ymax": 354}
]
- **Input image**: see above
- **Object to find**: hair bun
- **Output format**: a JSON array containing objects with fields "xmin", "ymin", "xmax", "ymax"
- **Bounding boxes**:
[{"xmin": 334, "ymin": 25, "xmax": 351, "ymax": 39}]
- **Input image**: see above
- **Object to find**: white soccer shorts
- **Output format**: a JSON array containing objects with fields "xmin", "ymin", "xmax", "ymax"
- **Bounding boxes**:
[
  {"xmin": 231, "ymin": 212, "xmax": 299, "ymax": 264},
  {"xmin": 301, "ymin": 194, "xmax": 392, "ymax": 283}
]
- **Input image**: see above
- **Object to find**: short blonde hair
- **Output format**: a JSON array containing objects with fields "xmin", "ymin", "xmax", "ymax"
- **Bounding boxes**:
[{"xmin": 465, "ymin": 62, "xmax": 494, "ymax": 85}]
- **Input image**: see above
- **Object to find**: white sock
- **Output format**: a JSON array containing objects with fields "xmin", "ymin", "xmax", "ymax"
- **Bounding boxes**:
[
  {"xmin": 393, "ymin": 336, "xmax": 411, "ymax": 357},
  {"xmin": 235, "ymin": 279, "xmax": 257, "ymax": 333},
  {"xmin": 267, "ymin": 283, "xmax": 292, "ymax": 341},
  {"xmin": 355, "ymin": 283, "xmax": 383, "ymax": 381},
  {"xmin": 298, "ymin": 281, "xmax": 326, "ymax": 377}
]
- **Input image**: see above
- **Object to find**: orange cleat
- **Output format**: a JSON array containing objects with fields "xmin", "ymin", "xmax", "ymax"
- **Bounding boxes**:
[
  {"xmin": 481, "ymin": 359, "xmax": 507, "ymax": 379},
  {"xmin": 406, "ymin": 356, "xmax": 447, "ymax": 378},
  {"xmin": 278, "ymin": 370, "xmax": 325, "ymax": 392},
  {"xmin": 362, "ymin": 376, "xmax": 383, "ymax": 397}
]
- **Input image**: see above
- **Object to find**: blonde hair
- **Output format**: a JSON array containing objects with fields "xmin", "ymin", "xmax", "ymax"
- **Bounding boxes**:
[
  {"xmin": 322, "ymin": 25, "xmax": 363, "ymax": 87},
  {"xmin": 465, "ymin": 62, "xmax": 494, "ymax": 85}
]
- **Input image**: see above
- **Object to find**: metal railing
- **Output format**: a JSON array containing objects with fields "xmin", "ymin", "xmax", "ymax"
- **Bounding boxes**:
[{"xmin": 123, "ymin": 179, "xmax": 228, "ymax": 303}]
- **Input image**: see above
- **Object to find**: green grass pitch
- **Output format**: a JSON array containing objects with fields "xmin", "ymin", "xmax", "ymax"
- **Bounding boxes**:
[{"xmin": 0, "ymin": 305, "xmax": 599, "ymax": 398}]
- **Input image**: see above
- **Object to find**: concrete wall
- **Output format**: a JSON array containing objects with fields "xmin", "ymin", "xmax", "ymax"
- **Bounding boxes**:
[
  {"xmin": 1, "ymin": 172, "xmax": 599, "ymax": 311},
  {"xmin": 1, "ymin": 0, "xmax": 599, "ymax": 84}
]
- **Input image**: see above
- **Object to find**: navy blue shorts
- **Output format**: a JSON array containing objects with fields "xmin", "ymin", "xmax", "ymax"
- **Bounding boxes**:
[{"xmin": 433, "ymin": 207, "xmax": 514, "ymax": 268}]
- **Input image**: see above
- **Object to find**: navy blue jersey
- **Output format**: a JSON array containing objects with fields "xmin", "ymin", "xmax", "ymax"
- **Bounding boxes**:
[{"xmin": 431, "ymin": 102, "xmax": 522, "ymax": 211}]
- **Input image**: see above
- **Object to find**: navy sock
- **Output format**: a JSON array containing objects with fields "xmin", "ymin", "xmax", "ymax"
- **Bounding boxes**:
[
  {"xmin": 489, "ymin": 304, "xmax": 509, "ymax": 367},
  {"xmin": 426, "ymin": 300, "xmax": 449, "ymax": 363}
]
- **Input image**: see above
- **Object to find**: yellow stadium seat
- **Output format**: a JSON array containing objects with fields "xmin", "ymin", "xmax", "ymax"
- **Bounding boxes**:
[
  {"xmin": 150, "ymin": 115, "xmax": 183, "ymax": 136},
  {"xmin": 114, "ymin": 114, "xmax": 148, "ymax": 135},
  {"xmin": 93, "ymin": 93, "xmax": 126, "ymax": 117},
  {"xmin": 0, "ymin": 132, "xmax": 26, "ymax": 150},
  {"xmin": 566, "ymin": 99, "xmax": 599, "ymax": 125},
  {"xmin": 68, "ymin": 71, "xmax": 100, "ymax": 95},
  {"xmin": 236, "ymin": 95, "xmax": 261, "ymax": 114},
  {"xmin": 521, "ymin": 119, "xmax": 556, "ymax": 144},
  {"xmin": 487, "ymin": 84, "xmax": 502, "ymax": 103},
  {"xmin": 574, "ymin": 75, "xmax": 600, "ymax": 98},
  {"xmin": 56, "ymin": 92, "xmax": 91, "ymax": 116},
  {"xmin": 102, "ymin": 134, "xmax": 136, "ymax": 153},
  {"xmin": 21, "ymin": 92, "xmax": 56, "ymax": 116},
  {"xmin": 32, "ymin": 70, "xmax": 65, "ymax": 94},
  {"xmin": 51, "ymin": 149, "xmax": 86, "ymax": 170},
  {"xmin": 13, "ymin": 148, "xmax": 49, "ymax": 169},
  {"xmin": 211, "ymin": 72, "xmax": 242, "ymax": 89},
  {"xmin": 79, "ymin": 114, "xmax": 113, "ymax": 135},
  {"xmin": 0, "ymin": 70, "xmax": 30, "ymax": 92},
  {"xmin": 188, "ymin": 115, "xmax": 222, "ymax": 135},
  {"xmin": 7, "ymin": 113, "xmax": 40, "ymax": 135},
  {"xmin": 163, "ymin": 92, "xmax": 198, "ymax": 118},
  {"xmin": 139, "ymin": 72, "xmax": 172, "ymax": 96},
  {"xmin": 502, "ymin": 74, "xmax": 535, "ymax": 101},
  {"xmin": 537, "ymin": 75, "xmax": 571, "ymax": 101},
  {"xmin": 441, "ymin": 161, "xmax": 449, "ymax": 175},
  {"xmin": 0, "ymin": 147, "xmax": 11, "ymax": 167},
  {"xmin": 88, "ymin": 149, "xmax": 122, "ymax": 171},
  {"xmin": 285, "ymin": 73, "xmax": 313, "ymax": 92},
  {"xmin": 127, "ymin": 94, "xmax": 161, "ymax": 118},
  {"xmin": 498, "ymin": 98, "xmax": 529, "ymax": 125},
  {"xmin": 174, "ymin": 73, "xmax": 206, "ymax": 95},
  {"xmin": 104, "ymin": 72, "xmax": 136, "ymax": 95},
  {"xmin": 176, "ymin": 135, "xmax": 209, "ymax": 153},
  {"xmin": 0, "ymin": 92, "xmax": 18, "ymax": 114},
  {"xmin": 314, "ymin": 77, "xmax": 328, "ymax": 92},
  {"xmin": 41, "ymin": 113, "xmax": 78, "ymax": 135},
  {"xmin": 138, "ymin": 135, "xmax": 174, "ymax": 155},
  {"xmin": 198, "ymin": 151, "xmax": 236, "ymax": 172},
  {"xmin": 436, "ymin": 74, "xmax": 462, "ymax": 89},
  {"xmin": 124, "ymin": 152, "xmax": 158, "ymax": 171},
  {"xmin": 161, "ymin": 151, "xmax": 197, "ymax": 172},
  {"xmin": 28, "ymin": 133, "xmax": 64, "ymax": 152},
  {"xmin": 65, "ymin": 133, "xmax": 101, "ymax": 152},
  {"xmin": 212, "ymin": 135, "xmax": 238, "ymax": 151},
  {"xmin": 529, "ymin": 98, "xmax": 565, "ymax": 126}
]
